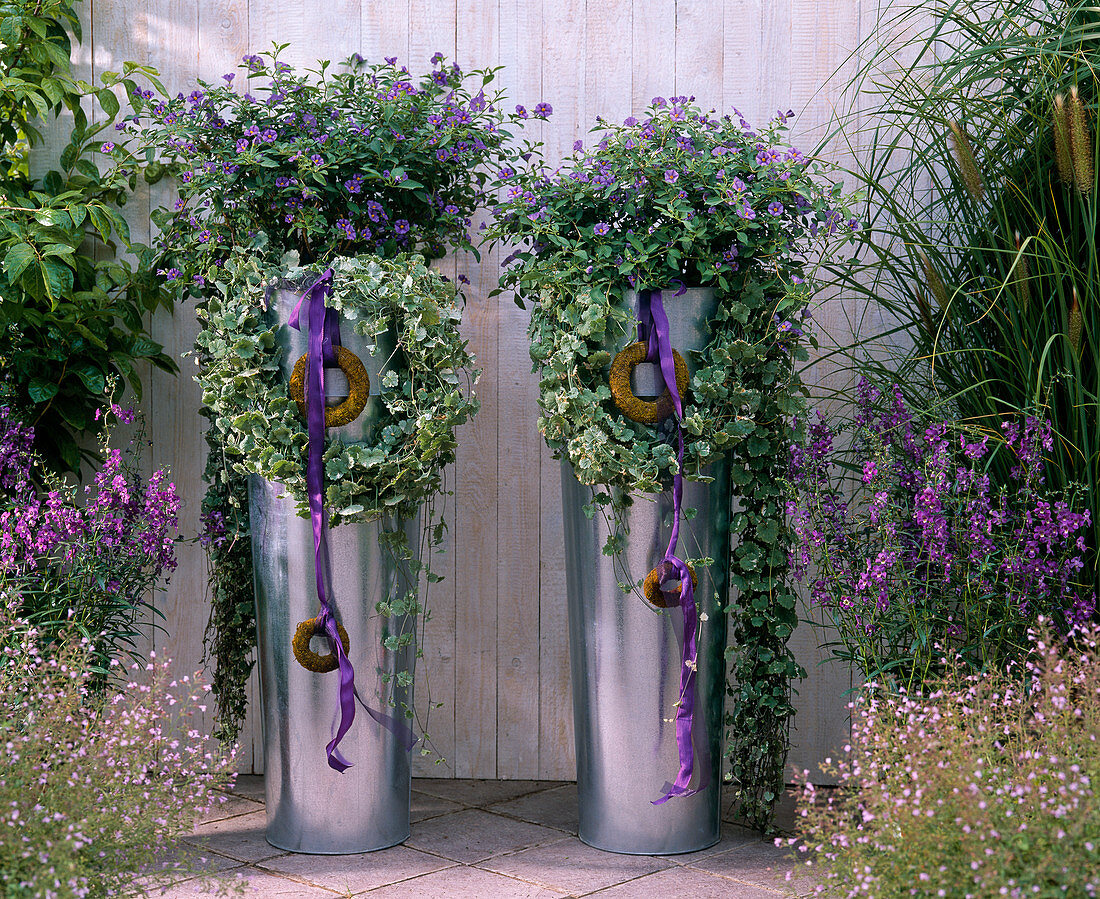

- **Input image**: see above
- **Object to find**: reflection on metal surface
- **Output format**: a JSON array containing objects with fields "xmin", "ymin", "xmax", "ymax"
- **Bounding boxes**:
[
  {"xmin": 624, "ymin": 287, "xmax": 718, "ymax": 396},
  {"xmin": 250, "ymin": 477, "xmax": 419, "ymax": 854},
  {"xmin": 563, "ymin": 285, "xmax": 728, "ymax": 854},
  {"xmin": 563, "ymin": 463, "xmax": 729, "ymax": 854}
]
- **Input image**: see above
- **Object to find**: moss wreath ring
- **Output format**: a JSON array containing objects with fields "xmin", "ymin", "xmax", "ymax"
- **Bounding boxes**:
[
  {"xmin": 609, "ymin": 341, "xmax": 689, "ymax": 425},
  {"xmin": 288, "ymin": 345, "xmax": 370, "ymax": 428},
  {"xmin": 292, "ymin": 616, "xmax": 352, "ymax": 673},
  {"xmin": 643, "ymin": 560, "xmax": 698, "ymax": 609}
]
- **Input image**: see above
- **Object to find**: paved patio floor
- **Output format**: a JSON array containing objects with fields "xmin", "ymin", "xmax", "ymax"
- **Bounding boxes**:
[{"xmin": 148, "ymin": 777, "xmax": 817, "ymax": 897}]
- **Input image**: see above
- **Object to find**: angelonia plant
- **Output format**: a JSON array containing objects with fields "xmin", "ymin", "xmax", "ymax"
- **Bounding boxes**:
[
  {"xmin": 789, "ymin": 380, "xmax": 1096, "ymax": 692},
  {"xmin": 129, "ymin": 46, "xmax": 548, "ymax": 280},
  {"xmin": 790, "ymin": 621, "xmax": 1100, "ymax": 897},
  {"xmin": 0, "ymin": 401, "xmax": 181, "ymax": 678},
  {"xmin": 487, "ymin": 96, "xmax": 857, "ymax": 830}
]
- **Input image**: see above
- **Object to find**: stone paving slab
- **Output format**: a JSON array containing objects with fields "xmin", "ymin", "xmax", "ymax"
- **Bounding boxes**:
[
  {"xmin": 404, "ymin": 807, "xmax": 564, "ymax": 863},
  {"xmin": 489, "ymin": 783, "xmax": 579, "ymax": 832},
  {"xmin": 149, "ymin": 777, "xmax": 815, "ymax": 898},
  {"xmin": 256, "ymin": 844, "xmax": 455, "ymax": 894},
  {"xmin": 480, "ymin": 836, "xmax": 673, "ymax": 895}
]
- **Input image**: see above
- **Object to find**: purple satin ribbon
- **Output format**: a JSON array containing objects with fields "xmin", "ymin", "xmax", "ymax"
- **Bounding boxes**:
[
  {"xmin": 289, "ymin": 270, "xmax": 416, "ymax": 772},
  {"xmin": 638, "ymin": 286, "xmax": 705, "ymax": 805}
]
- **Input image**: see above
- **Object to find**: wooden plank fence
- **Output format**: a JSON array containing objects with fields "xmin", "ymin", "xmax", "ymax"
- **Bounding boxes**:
[{"xmin": 72, "ymin": 0, "xmax": 880, "ymax": 780}]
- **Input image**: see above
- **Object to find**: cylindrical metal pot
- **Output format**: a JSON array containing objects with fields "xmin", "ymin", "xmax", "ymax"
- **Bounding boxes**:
[
  {"xmin": 562, "ymin": 286, "xmax": 730, "ymax": 855},
  {"xmin": 248, "ymin": 277, "xmax": 417, "ymax": 854}
]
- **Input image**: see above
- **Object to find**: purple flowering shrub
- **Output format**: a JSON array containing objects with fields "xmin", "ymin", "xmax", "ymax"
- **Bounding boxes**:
[
  {"xmin": 0, "ymin": 597, "xmax": 236, "ymax": 898},
  {"xmin": 789, "ymin": 381, "xmax": 1095, "ymax": 691},
  {"xmin": 130, "ymin": 49, "xmax": 547, "ymax": 281},
  {"xmin": 487, "ymin": 96, "xmax": 855, "ymax": 306},
  {"xmin": 0, "ymin": 404, "xmax": 180, "ymax": 678},
  {"xmin": 789, "ymin": 621, "xmax": 1100, "ymax": 897}
]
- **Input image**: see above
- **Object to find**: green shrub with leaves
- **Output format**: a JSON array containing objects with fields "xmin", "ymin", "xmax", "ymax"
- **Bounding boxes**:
[
  {"xmin": 823, "ymin": 0, "xmax": 1100, "ymax": 592},
  {"xmin": 0, "ymin": 0, "xmax": 173, "ymax": 472}
]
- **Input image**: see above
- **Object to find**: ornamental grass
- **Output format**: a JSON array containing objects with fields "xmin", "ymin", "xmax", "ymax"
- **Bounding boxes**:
[
  {"xmin": 790, "ymin": 622, "xmax": 1100, "ymax": 898},
  {"xmin": 819, "ymin": 0, "xmax": 1100, "ymax": 595}
]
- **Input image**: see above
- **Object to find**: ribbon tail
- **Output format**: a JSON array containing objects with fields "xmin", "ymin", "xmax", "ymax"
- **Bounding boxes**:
[
  {"xmin": 642, "ymin": 287, "xmax": 704, "ymax": 803},
  {"xmin": 353, "ymin": 686, "xmax": 420, "ymax": 752}
]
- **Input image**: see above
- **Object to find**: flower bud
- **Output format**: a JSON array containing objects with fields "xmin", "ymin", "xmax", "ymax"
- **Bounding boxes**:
[
  {"xmin": 948, "ymin": 120, "xmax": 984, "ymax": 199},
  {"xmin": 1053, "ymin": 94, "xmax": 1074, "ymax": 185},
  {"xmin": 1069, "ymin": 86, "xmax": 1094, "ymax": 194}
]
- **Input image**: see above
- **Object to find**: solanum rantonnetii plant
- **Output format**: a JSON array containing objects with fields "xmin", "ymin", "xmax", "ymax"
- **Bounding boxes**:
[
  {"xmin": 133, "ymin": 47, "xmax": 544, "ymax": 745},
  {"xmin": 487, "ymin": 96, "xmax": 858, "ymax": 830},
  {"xmin": 486, "ymin": 96, "xmax": 851, "ymax": 304},
  {"xmin": 0, "ymin": 0, "xmax": 173, "ymax": 473},
  {"xmin": 131, "ymin": 47, "xmax": 548, "ymax": 282}
]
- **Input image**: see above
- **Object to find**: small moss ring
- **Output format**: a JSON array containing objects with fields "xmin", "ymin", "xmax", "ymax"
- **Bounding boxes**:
[
  {"xmin": 609, "ymin": 341, "xmax": 689, "ymax": 425},
  {"xmin": 643, "ymin": 561, "xmax": 698, "ymax": 609},
  {"xmin": 289, "ymin": 346, "xmax": 370, "ymax": 429},
  {"xmin": 292, "ymin": 617, "xmax": 351, "ymax": 673}
]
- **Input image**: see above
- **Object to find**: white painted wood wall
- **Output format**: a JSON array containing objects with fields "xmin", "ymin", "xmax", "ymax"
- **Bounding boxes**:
[{"xmin": 77, "ymin": 0, "xmax": 872, "ymax": 780}]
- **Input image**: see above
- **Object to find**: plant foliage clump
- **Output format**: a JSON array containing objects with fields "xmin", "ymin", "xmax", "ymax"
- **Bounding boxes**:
[
  {"xmin": 0, "ymin": 0, "xmax": 173, "ymax": 473},
  {"xmin": 0, "ymin": 402, "xmax": 181, "ymax": 677},
  {"xmin": 488, "ymin": 96, "xmax": 857, "ymax": 829},
  {"xmin": 0, "ymin": 600, "xmax": 236, "ymax": 898},
  {"xmin": 789, "ymin": 381, "xmax": 1095, "ymax": 692},
  {"xmin": 825, "ymin": 0, "xmax": 1100, "ymax": 592}
]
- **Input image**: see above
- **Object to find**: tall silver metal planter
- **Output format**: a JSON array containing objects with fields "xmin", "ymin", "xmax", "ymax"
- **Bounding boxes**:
[
  {"xmin": 248, "ymin": 277, "xmax": 417, "ymax": 854},
  {"xmin": 562, "ymin": 287, "xmax": 730, "ymax": 855}
]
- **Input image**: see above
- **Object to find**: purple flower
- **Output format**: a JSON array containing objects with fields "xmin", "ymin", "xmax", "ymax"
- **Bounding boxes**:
[
  {"xmin": 444, "ymin": 204, "xmax": 460, "ymax": 216},
  {"xmin": 664, "ymin": 169, "xmax": 679, "ymax": 184},
  {"xmin": 515, "ymin": 105, "xmax": 528, "ymax": 119},
  {"xmin": 652, "ymin": 96, "xmax": 667, "ymax": 107},
  {"xmin": 222, "ymin": 72, "xmax": 235, "ymax": 84},
  {"xmin": 243, "ymin": 54, "xmax": 263, "ymax": 71},
  {"xmin": 624, "ymin": 116, "xmax": 638, "ymax": 127},
  {"xmin": 394, "ymin": 219, "xmax": 410, "ymax": 235},
  {"xmin": 594, "ymin": 222, "xmax": 610, "ymax": 235},
  {"xmin": 573, "ymin": 140, "xmax": 584, "ymax": 152},
  {"xmin": 309, "ymin": 154, "xmax": 323, "ymax": 165},
  {"xmin": 768, "ymin": 201, "xmax": 784, "ymax": 215},
  {"xmin": 100, "ymin": 142, "xmax": 115, "ymax": 153},
  {"xmin": 157, "ymin": 267, "xmax": 181, "ymax": 282},
  {"xmin": 534, "ymin": 102, "xmax": 553, "ymax": 118}
]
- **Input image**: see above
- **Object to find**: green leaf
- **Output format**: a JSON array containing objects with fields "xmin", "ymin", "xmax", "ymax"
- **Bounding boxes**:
[
  {"xmin": 39, "ymin": 257, "xmax": 75, "ymax": 303},
  {"xmin": 96, "ymin": 87, "xmax": 120, "ymax": 118},
  {"xmin": 28, "ymin": 378, "xmax": 59, "ymax": 403},
  {"xmin": 74, "ymin": 364, "xmax": 106, "ymax": 394},
  {"xmin": 3, "ymin": 243, "xmax": 37, "ymax": 281}
]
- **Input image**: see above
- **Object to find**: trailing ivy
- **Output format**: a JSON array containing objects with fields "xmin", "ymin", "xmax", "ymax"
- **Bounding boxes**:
[
  {"xmin": 725, "ymin": 351, "xmax": 806, "ymax": 831},
  {"xmin": 198, "ymin": 423, "xmax": 255, "ymax": 746}
]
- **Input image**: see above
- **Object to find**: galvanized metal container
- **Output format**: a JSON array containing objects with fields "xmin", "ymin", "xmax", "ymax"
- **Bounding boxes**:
[
  {"xmin": 248, "ymin": 277, "xmax": 417, "ymax": 854},
  {"xmin": 562, "ymin": 287, "xmax": 730, "ymax": 855}
]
